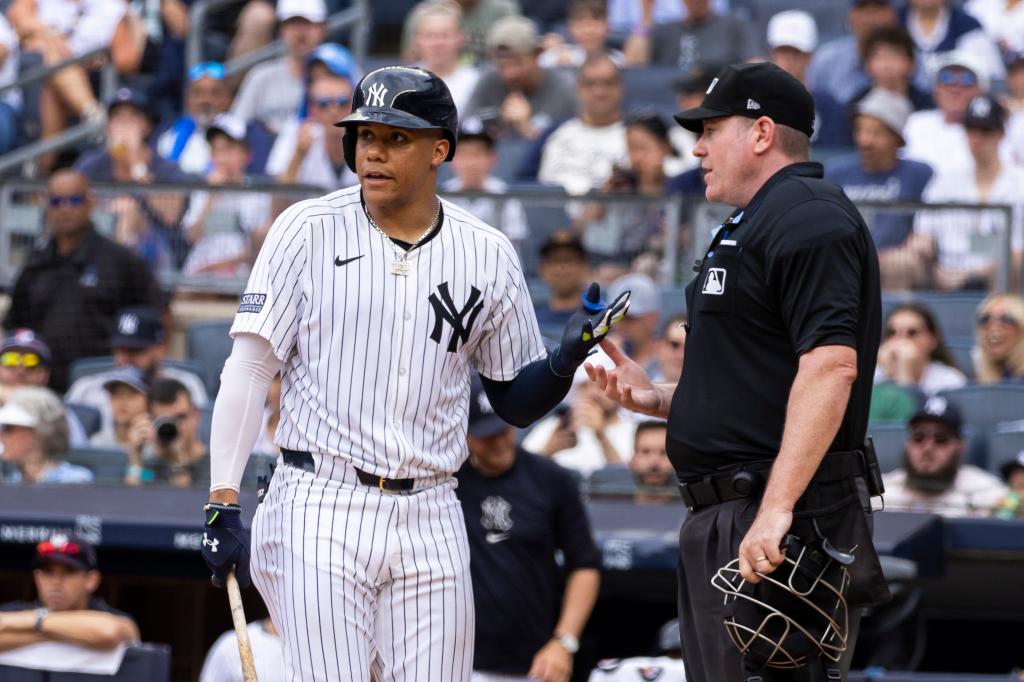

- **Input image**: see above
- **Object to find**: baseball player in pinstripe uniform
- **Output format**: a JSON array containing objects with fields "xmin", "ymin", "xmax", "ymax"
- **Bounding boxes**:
[{"xmin": 199, "ymin": 65, "xmax": 631, "ymax": 682}]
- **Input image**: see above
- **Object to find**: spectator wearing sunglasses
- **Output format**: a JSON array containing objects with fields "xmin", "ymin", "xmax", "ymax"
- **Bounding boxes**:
[
  {"xmin": 882, "ymin": 397, "xmax": 1008, "ymax": 516},
  {"xmin": 157, "ymin": 62, "xmax": 250, "ymax": 176},
  {"xmin": 0, "ymin": 533, "xmax": 138, "ymax": 655},
  {"xmin": 266, "ymin": 43, "xmax": 360, "ymax": 192},
  {"xmin": 0, "ymin": 387, "xmax": 92, "ymax": 485},
  {"xmin": 899, "ymin": 0, "xmax": 1004, "ymax": 93},
  {"xmin": 651, "ymin": 314, "xmax": 686, "ymax": 383},
  {"xmin": 875, "ymin": 303, "xmax": 966, "ymax": 395},
  {"xmin": 904, "ymin": 51, "xmax": 992, "ymax": 175},
  {"xmin": 2, "ymin": 171, "xmax": 163, "ymax": 394},
  {"xmin": 974, "ymin": 293, "xmax": 1024, "ymax": 384}
]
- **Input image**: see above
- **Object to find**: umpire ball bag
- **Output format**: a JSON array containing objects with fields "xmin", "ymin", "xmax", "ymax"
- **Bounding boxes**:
[{"xmin": 334, "ymin": 66, "xmax": 459, "ymax": 172}]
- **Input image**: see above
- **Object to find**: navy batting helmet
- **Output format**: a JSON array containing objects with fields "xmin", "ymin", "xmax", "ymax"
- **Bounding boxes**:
[{"xmin": 334, "ymin": 66, "xmax": 458, "ymax": 172}]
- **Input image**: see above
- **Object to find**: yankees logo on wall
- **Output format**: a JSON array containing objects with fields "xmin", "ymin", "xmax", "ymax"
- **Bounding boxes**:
[{"xmin": 429, "ymin": 281, "xmax": 484, "ymax": 352}]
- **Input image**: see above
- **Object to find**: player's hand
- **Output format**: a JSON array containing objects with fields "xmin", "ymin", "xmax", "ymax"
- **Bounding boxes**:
[
  {"xmin": 737, "ymin": 507, "xmax": 793, "ymax": 583},
  {"xmin": 201, "ymin": 503, "xmax": 251, "ymax": 589},
  {"xmin": 528, "ymin": 639, "xmax": 573, "ymax": 682},
  {"xmin": 585, "ymin": 338, "xmax": 664, "ymax": 417},
  {"xmin": 551, "ymin": 283, "xmax": 630, "ymax": 376}
]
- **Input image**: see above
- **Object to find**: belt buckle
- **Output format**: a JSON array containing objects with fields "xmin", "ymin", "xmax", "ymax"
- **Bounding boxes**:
[{"xmin": 378, "ymin": 476, "xmax": 386, "ymax": 492}]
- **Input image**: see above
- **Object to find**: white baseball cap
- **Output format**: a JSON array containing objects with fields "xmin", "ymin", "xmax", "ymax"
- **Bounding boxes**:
[
  {"xmin": 0, "ymin": 402, "xmax": 37, "ymax": 428},
  {"xmin": 767, "ymin": 10, "xmax": 818, "ymax": 54},
  {"xmin": 206, "ymin": 113, "xmax": 247, "ymax": 144},
  {"xmin": 277, "ymin": 0, "xmax": 326, "ymax": 23},
  {"xmin": 856, "ymin": 87, "xmax": 912, "ymax": 144}
]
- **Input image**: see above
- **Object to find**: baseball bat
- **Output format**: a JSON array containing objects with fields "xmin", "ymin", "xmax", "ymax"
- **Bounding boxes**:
[{"xmin": 226, "ymin": 571, "xmax": 259, "ymax": 682}]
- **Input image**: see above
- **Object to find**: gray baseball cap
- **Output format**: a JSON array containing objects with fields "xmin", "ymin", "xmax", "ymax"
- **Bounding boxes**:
[
  {"xmin": 610, "ymin": 273, "xmax": 659, "ymax": 318},
  {"xmin": 856, "ymin": 88, "xmax": 911, "ymax": 145}
]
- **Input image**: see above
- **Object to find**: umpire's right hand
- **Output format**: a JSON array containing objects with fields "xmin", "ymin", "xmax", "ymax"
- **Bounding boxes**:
[{"xmin": 201, "ymin": 503, "xmax": 251, "ymax": 588}]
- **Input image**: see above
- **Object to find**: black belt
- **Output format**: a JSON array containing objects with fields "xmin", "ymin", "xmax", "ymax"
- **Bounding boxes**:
[
  {"xmin": 281, "ymin": 449, "xmax": 416, "ymax": 492},
  {"xmin": 677, "ymin": 450, "xmax": 868, "ymax": 512}
]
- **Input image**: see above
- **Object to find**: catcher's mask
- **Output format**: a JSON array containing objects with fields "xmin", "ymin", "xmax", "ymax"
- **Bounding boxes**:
[{"xmin": 711, "ymin": 534, "xmax": 853, "ymax": 673}]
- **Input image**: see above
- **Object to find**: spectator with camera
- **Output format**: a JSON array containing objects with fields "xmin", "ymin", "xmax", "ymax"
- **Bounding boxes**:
[
  {"xmin": 65, "ymin": 307, "xmax": 208, "ymax": 435},
  {"xmin": 0, "ymin": 386, "xmax": 92, "ymax": 485},
  {"xmin": 123, "ymin": 378, "xmax": 208, "ymax": 487},
  {"xmin": 0, "ymin": 533, "xmax": 138, "ymax": 655}
]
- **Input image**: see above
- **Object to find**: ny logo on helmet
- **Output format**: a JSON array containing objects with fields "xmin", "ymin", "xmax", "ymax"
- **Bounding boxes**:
[
  {"xmin": 367, "ymin": 82, "xmax": 388, "ymax": 107},
  {"xmin": 428, "ymin": 282, "xmax": 484, "ymax": 353}
]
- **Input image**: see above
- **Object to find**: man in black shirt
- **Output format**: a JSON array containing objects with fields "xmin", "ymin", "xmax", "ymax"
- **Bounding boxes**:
[
  {"xmin": 586, "ymin": 62, "xmax": 888, "ymax": 681},
  {"xmin": 0, "ymin": 533, "xmax": 139, "ymax": 655},
  {"xmin": 3, "ymin": 170, "xmax": 164, "ymax": 393},
  {"xmin": 456, "ymin": 374, "xmax": 601, "ymax": 682}
]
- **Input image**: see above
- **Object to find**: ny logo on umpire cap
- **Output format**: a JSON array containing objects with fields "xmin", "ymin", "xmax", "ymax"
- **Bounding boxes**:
[
  {"xmin": 428, "ymin": 282, "xmax": 484, "ymax": 353},
  {"xmin": 367, "ymin": 82, "xmax": 388, "ymax": 107}
]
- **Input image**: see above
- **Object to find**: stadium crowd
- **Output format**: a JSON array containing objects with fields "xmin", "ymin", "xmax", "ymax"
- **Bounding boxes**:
[{"xmin": 2, "ymin": 0, "xmax": 1024, "ymax": 678}]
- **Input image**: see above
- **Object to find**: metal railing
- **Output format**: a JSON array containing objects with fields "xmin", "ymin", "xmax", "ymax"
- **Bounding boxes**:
[
  {"xmin": 1, "ymin": 180, "xmax": 1017, "ymax": 297},
  {"xmin": 186, "ymin": 0, "xmax": 371, "ymax": 75},
  {"xmin": 0, "ymin": 48, "xmax": 118, "ymax": 178}
]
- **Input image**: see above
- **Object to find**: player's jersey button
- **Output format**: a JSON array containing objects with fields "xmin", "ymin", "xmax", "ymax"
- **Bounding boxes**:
[
  {"xmin": 404, "ymin": 312, "xmax": 412, "ymax": 321},
  {"xmin": 399, "ymin": 367, "xmax": 407, "ymax": 376}
]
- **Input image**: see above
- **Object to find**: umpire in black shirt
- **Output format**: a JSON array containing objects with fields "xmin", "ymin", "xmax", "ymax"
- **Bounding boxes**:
[
  {"xmin": 456, "ymin": 374, "xmax": 600, "ymax": 682},
  {"xmin": 586, "ymin": 62, "xmax": 889, "ymax": 681}
]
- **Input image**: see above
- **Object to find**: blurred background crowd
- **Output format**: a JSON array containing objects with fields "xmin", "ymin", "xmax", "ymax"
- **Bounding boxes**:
[{"xmin": 1, "ymin": 0, "xmax": 1024, "ymax": 678}]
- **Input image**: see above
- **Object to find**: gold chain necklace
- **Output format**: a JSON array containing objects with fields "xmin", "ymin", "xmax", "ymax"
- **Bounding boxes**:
[{"xmin": 364, "ymin": 200, "xmax": 441, "ymax": 276}]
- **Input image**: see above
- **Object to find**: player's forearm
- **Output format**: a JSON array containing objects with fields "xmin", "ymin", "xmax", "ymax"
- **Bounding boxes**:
[
  {"xmin": 209, "ymin": 334, "xmax": 282, "ymax": 495},
  {"xmin": 37, "ymin": 612, "xmax": 138, "ymax": 649},
  {"xmin": 553, "ymin": 568, "xmax": 600, "ymax": 638},
  {"xmin": 479, "ymin": 354, "xmax": 574, "ymax": 427},
  {"xmin": 760, "ymin": 345, "xmax": 858, "ymax": 513}
]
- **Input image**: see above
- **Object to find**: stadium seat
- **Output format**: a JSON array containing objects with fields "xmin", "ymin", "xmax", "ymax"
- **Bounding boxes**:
[
  {"xmin": 882, "ymin": 292, "xmax": 986, "ymax": 341},
  {"xmin": 867, "ymin": 422, "xmax": 907, "ymax": 473},
  {"xmin": 198, "ymin": 405, "xmax": 213, "ymax": 446},
  {"xmin": 621, "ymin": 67, "xmax": 685, "ymax": 120},
  {"xmin": 587, "ymin": 465, "xmax": 636, "ymax": 497},
  {"xmin": 492, "ymin": 136, "xmax": 535, "ymax": 182},
  {"xmin": 66, "ymin": 402, "xmax": 102, "ymax": 438},
  {"xmin": 659, "ymin": 287, "xmax": 687, "ymax": 321},
  {"xmin": 938, "ymin": 385, "xmax": 1024, "ymax": 467},
  {"xmin": 67, "ymin": 357, "xmax": 117, "ymax": 386},
  {"xmin": 185, "ymin": 319, "xmax": 233, "ymax": 396},
  {"xmin": 66, "ymin": 446, "xmax": 129, "ymax": 484},
  {"xmin": 987, "ymin": 425, "xmax": 1024, "ymax": 476},
  {"xmin": 944, "ymin": 337, "xmax": 976, "ymax": 381}
]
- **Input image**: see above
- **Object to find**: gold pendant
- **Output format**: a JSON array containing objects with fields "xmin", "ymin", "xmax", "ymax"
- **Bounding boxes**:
[{"xmin": 391, "ymin": 260, "xmax": 410, "ymax": 276}]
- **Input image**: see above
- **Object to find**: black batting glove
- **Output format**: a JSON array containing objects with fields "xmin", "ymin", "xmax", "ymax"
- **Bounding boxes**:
[
  {"xmin": 201, "ymin": 503, "xmax": 251, "ymax": 589},
  {"xmin": 550, "ymin": 282, "xmax": 631, "ymax": 377}
]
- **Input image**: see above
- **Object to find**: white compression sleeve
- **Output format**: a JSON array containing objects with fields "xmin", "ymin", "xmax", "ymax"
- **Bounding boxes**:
[{"xmin": 209, "ymin": 333, "xmax": 284, "ymax": 493}]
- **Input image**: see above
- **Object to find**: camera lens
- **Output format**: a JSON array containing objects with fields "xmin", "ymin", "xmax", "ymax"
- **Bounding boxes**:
[{"xmin": 153, "ymin": 417, "xmax": 178, "ymax": 444}]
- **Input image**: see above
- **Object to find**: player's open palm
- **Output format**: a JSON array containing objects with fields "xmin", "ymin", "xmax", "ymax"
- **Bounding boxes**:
[{"xmin": 585, "ymin": 338, "xmax": 662, "ymax": 417}]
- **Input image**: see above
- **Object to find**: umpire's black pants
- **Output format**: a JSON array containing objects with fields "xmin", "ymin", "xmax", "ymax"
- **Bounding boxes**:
[{"xmin": 677, "ymin": 477, "xmax": 885, "ymax": 682}]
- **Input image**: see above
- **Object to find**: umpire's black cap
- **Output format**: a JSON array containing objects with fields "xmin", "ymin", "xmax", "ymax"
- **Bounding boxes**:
[{"xmin": 674, "ymin": 62, "xmax": 815, "ymax": 137}]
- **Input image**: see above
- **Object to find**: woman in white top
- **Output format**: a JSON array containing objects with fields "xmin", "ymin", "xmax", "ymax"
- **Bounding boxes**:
[{"xmin": 876, "ymin": 303, "xmax": 968, "ymax": 395}]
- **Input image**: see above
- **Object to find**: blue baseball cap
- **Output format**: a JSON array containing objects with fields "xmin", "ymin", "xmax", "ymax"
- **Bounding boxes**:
[
  {"xmin": 106, "ymin": 87, "xmax": 152, "ymax": 119},
  {"xmin": 305, "ymin": 43, "xmax": 361, "ymax": 84}
]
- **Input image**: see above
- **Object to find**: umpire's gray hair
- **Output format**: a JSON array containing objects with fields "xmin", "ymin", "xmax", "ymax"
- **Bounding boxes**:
[{"xmin": 5, "ymin": 386, "xmax": 69, "ymax": 460}]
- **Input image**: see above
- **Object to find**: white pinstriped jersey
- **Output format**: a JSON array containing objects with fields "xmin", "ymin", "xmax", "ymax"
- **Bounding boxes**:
[{"xmin": 231, "ymin": 185, "xmax": 546, "ymax": 479}]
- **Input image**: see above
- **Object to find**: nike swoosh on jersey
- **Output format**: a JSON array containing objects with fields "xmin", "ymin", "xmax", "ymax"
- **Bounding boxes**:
[
  {"xmin": 334, "ymin": 255, "xmax": 364, "ymax": 267},
  {"xmin": 485, "ymin": 531, "xmax": 510, "ymax": 544}
]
